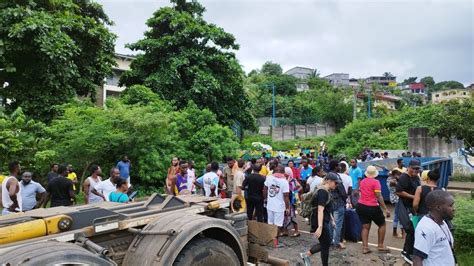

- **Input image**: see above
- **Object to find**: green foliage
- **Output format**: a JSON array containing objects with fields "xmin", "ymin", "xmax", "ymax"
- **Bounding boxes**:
[
  {"xmin": 431, "ymin": 99, "xmax": 474, "ymax": 149},
  {"xmin": 453, "ymin": 198, "xmax": 474, "ymax": 261},
  {"xmin": 432, "ymin": 80, "xmax": 464, "ymax": 91},
  {"xmin": 420, "ymin": 76, "xmax": 435, "ymax": 88},
  {"xmin": 0, "ymin": 0, "xmax": 116, "ymax": 121},
  {"xmin": 401, "ymin": 77, "xmax": 417, "ymax": 85},
  {"xmin": 119, "ymin": 0, "xmax": 254, "ymax": 130},
  {"xmin": 261, "ymin": 61, "xmax": 283, "ymax": 76},
  {"xmin": 450, "ymin": 174, "xmax": 474, "ymax": 182},
  {"xmin": 266, "ymin": 74, "xmax": 298, "ymax": 96},
  {"xmin": 0, "ymin": 108, "xmax": 46, "ymax": 176}
]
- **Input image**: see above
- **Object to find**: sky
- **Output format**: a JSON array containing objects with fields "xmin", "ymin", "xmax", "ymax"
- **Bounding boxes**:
[{"xmin": 99, "ymin": 0, "xmax": 474, "ymax": 85}]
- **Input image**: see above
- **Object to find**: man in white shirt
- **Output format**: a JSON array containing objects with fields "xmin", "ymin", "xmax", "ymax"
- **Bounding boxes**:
[
  {"xmin": 2, "ymin": 161, "xmax": 22, "ymax": 215},
  {"xmin": 413, "ymin": 190, "xmax": 455, "ymax": 266},
  {"xmin": 93, "ymin": 167, "xmax": 121, "ymax": 201},
  {"xmin": 196, "ymin": 162, "xmax": 219, "ymax": 197},
  {"xmin": 263, "ymin": 166, "xmax": 290, "ymax": 248},
  {"xmin": 338, "ymin": 163, "xmax": 353, "ymax": 196}
]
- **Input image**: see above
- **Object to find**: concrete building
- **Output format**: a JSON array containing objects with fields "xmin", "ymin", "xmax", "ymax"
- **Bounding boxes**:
[
  {"xmin": 349, "ymin": 78, "xmax": 360, "ymax": 88},
  {"xmin": 366, "ymin": 76, "xmax": 397, "ymax": 87},
  {"xmin": 374, "ymin": 94, "xmax": 402, "ymax": 110},
  {"xmin": 432, "ymin": 89, "xmax": 472, "ymax": 104},
  {"xmin": 284, "ymin": 67, "xmax": 314, "ymax": 92},
  {"xmin": 322, "ymin": 73, "xmax": 350, "ymax": 87},
  {"xmin": 96, "ymin": 53, "xmax": 135, "ymax": 106},
  {"xmin": 284, "ymin": 67, "xmax": 314, "ymax": 79}
]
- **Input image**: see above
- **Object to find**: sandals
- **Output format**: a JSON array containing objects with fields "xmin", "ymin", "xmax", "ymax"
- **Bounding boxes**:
[
  {"xmin": 362, "ymin": 248, "xmax": 372, "ymax": 254},
  {"xmin": 377, "ymin": 247, "xmax": 390, "ymax": 253}
]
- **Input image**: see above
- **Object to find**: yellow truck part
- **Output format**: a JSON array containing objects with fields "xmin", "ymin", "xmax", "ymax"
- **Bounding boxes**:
[{"xmin": 0, "ymin": 215, "xmax": 72, "ymax": 245}]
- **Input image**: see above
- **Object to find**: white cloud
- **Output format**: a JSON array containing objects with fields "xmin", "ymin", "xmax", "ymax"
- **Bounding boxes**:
[{"xmin": 99, "ymin": 0, "xmax": 474, "ymax": 85}]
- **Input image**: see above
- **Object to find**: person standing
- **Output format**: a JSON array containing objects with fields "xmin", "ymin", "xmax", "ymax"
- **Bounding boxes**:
[
  {"xmin": 356, "ymin": 166, "xmax": 391, "ymax": 254},
  {"xmin": 195, "ymin": 162, "xmax": 220, "ymax": 197},
  {"xmin": 66, "ymin": 164, "xmax": 78, "ymax": 191},
  {"xmin": 242, "ymin": 163, "xmax": 265, "ymax": 222},
  {"xmin": 47, "ymin": 163, "xmax": 59, "ymax": 183},
  {"xmin": 349, "ymin": 159, "xmax": 363, "ymax": 206},
  {"xmin": 308, "ymin": 166, "xmax": 325, "ymax": 192},
  {"xmin": 223, "ymin": 158, "xmax": 235, "ymax": 198},
  {"xmin": 413, "ymin": 169, "xmax": 441, "ymax": 216},
  {"xmin": 233, "ymin": 159, "xmax": 245, "ymax": 196},
  {"xmin": 413, "ymin": 190, "xmax": 455, "ymax": 266},
  {"xmin": 20, "ymin": 172, "xmax": 46, "ymax": 211},
  {"xmin": 288, "ymin": 160, "xmax": 300, "ymax": 180},
  {"xmin": 1, "ymin": 161, "xmax": 22, "ymax": 215},
  {"xmin": 263, "ymin": 166, "xmax": 290, "ymax": 248},
  {"xmin": 166, "ymin": 157, "xmax": 179, "ymax": 195},
  {"xmin": 394, "ymin": 158, "xmax": 407, "ymax": 173},
  {"xmin": 83, "ymin": 165, "xmax": 103, "ymax": 204},
  {"xmin": 93, "ymin": 167, "xmax": 121, "ymax": 202},
  {"xmin": 387, "ymin": 169, "xmax": 404, "ymax": 238},
  {"xmin": 116, "ymin": 155, "xmax": 131, "ymax": 184},
  {"xmin": 109, "ymin": 179, "xmax": 130, "ymax": 203},
  {"xmin": 300, "ymin": 159, "xmax": 313, "ymax": 193},
  {"xmin": 187, "ymin": 160, "xmax": 196, "ymax": 194},
  {"xmin": 175, "ymin": 161, "xmax": 189, "ymax": 194},
  {"xmin": 300, "ymin": 173, "xmax": 338, "ymax": 266},
  {"xmin": 338, "ymin": 162, "xmax": 353, "ymax": 197},
  {"xmin": 396, "ymin": 159, "xmax": 422, "ymax": 264},
  {"xmin": 44, "ymin": 164, "xmax": 75, "ymax": 207},
  {"xmin": 283, "ymin": 167, "xmax": 301, "ymax": 237}
]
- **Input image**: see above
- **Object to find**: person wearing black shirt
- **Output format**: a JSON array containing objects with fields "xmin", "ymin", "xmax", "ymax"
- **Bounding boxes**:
[
  {"xmin": 300, "ymin": 173, "xmax": 338, "ymax": 266},
  {"xmin": 46, "ymin": 163, "xmax": 59, "ymax": 183},
  {"xmin": 242, "ymin": 163, "xmax": 266, "ymax": 222},
  {"xmin": 44, "ymin": 164, "xmax": 76, "ymax": 207},
  {"xmin": 396, "ymin": 159, "xmax": 421, "ymax": 264}
]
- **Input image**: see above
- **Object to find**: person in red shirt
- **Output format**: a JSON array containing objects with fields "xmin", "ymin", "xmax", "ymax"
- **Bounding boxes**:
[
  {"xmin": 356, "ymin": 165, "xmax": 391, "ymax": 254},
  {"xmin": 288, "ymin": 160, "xmax": 300, "ymax": 180}
]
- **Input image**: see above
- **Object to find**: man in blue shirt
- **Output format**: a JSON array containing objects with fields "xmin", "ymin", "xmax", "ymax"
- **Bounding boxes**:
[
  {"xmin": 348, "ymin": 159, "xmax": 363, "ymax": 206},
  {"xmin": 300, "ymin": 159, "xmax": 313, "ymax": 192},
  {"xmin": 117, "ymin": 155, "xmax": 131, "ymax": 184},
  {"xmin": 20, "ymin": 172, "xmax": 46, "ymax": 211}
]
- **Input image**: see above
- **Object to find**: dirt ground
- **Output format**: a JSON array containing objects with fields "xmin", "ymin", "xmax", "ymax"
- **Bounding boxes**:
[{"xmin": 264, "ymin": 204, "xmax": 409, "ymax": 266}]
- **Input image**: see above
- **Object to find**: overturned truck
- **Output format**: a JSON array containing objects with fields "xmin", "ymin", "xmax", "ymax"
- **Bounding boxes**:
[{"xmin": 0, "ymin": 194, "xmax": 286, "ymax": 265}]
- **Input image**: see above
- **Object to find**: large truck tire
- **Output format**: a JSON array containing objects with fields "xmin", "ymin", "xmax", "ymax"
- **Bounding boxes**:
[
  {"xmin": 173, "ymin": 238, "xmax": 240, "ymax": 266},
  {"xmin": 0, "ymin": 241, "xmax": 114, "ymax": 265}
]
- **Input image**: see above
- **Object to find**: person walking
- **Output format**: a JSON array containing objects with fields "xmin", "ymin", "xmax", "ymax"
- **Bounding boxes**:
[
  {"xmin": 396, "ymin": 159, "xmax": 422, "ymax": 264},
  {"xmin": 356, "ymin": 165, "xmax": 391, "ymax": 254},
  {"xmin": 300, "ymin": 173, "xmax": 338, "ymax": 266},
  {"xmin": 413, "ymin": 190, "xmax": 455, "ymax": 266}
]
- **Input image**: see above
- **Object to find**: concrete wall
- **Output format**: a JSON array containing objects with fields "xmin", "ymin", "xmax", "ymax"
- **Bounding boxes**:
[
  {"xmin": 408, "ymin": 128, "xmax": 463, "ymax": 157},
  {"xmin": 271, "ymin": 124, "xmax": 335, "ymax": 141}
]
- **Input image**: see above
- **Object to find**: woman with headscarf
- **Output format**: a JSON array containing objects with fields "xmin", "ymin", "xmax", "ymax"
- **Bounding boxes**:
[{"xmin": 282, "ymin": 166, "xmax": 301, "ymax": 237}]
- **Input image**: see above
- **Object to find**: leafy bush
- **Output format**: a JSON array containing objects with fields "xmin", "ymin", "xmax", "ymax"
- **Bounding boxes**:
[
  {"xmin": 451, "ymin": 174, "xmax": 474, "ymax": 182},
  {"xmin": 453, "ymin": 198, "xmax": 474, "ymax": 263}
]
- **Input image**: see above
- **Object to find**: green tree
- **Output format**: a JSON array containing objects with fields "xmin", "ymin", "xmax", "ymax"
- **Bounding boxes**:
[
  {"xmin": 266, "ymin": 74, "xmax": 298, "ymax": 96},
  {"xmin": 0, "ymin": 0, "xmax": 116, "ymax": 121},
  {"xmin": 401, "ymin": 77, "xmax": 418, "ymax": 85},
  {"xmin": 420, "ymin": 76, "xmax": 435, "ymax": 88},
  {"xmin": 261, "ymin": 61, "xmax": 283, "ymax": 76},
  {"xmin": 432, "ymin": 81, "xmax": 464, "ymax": 91},
  {"xmin": 120, "ymin": 0, "xmax": 254, "ymax": 129}
]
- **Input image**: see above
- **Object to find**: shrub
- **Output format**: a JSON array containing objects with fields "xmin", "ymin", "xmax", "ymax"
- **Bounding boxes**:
[{"xmin": 453, "ymin": 198, "xmax": 474, "ymax": 261}]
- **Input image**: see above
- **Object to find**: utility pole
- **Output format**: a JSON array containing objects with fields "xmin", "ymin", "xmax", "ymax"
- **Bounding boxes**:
[
  {"xmin": 368, "ymin": 91, "xmax": 371, "ymax": 119},
  {"xmin": 271, "ymin": 83, "xmax": 276, "ymax": 128}
]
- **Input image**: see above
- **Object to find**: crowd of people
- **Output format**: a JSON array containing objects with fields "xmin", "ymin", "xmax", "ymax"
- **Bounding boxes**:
[
  {"xmin": 1, "ymin": 150, "xmax": 456, "ymax": 266},
  {"xmin": 1, "ymin": 156, "xmax": 134, "ymax": 215}
]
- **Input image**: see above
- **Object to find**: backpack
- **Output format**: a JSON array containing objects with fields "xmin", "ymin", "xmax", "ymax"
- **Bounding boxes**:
[{"xmin": 299, "ymin": 186, "xmax": 331, "ymax": 218}]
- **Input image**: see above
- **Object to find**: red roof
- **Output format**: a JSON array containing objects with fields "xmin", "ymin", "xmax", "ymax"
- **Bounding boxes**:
[{"xmin": 409, "ymin": 83, "xmax": 425, "ymax": 89}]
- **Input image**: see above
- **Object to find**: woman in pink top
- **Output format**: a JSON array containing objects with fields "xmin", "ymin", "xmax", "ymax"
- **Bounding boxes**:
[{"xmin": 356, "ymin": 166, "xmax": 391, "ymax": 254}]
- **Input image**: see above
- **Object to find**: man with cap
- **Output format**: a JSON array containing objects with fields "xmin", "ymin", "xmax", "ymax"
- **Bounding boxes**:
[
  {"xmin": 356, "ymin": 165, "xmax": 390, "ymax": 254},
  {"xmin": 396, "ymin": 159, "xmax": 422, "ymax": 264}
]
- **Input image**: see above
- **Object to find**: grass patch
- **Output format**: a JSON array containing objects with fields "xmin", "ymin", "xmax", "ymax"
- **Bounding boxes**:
[{"xmin": 454, "ymin": 198, "xmax": 474, "ymax": 264}]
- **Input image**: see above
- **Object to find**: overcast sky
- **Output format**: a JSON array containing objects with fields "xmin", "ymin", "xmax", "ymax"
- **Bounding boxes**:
[{"xmin": 99, "ymin": 0, "xmax": 473, "ymax": 85}]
